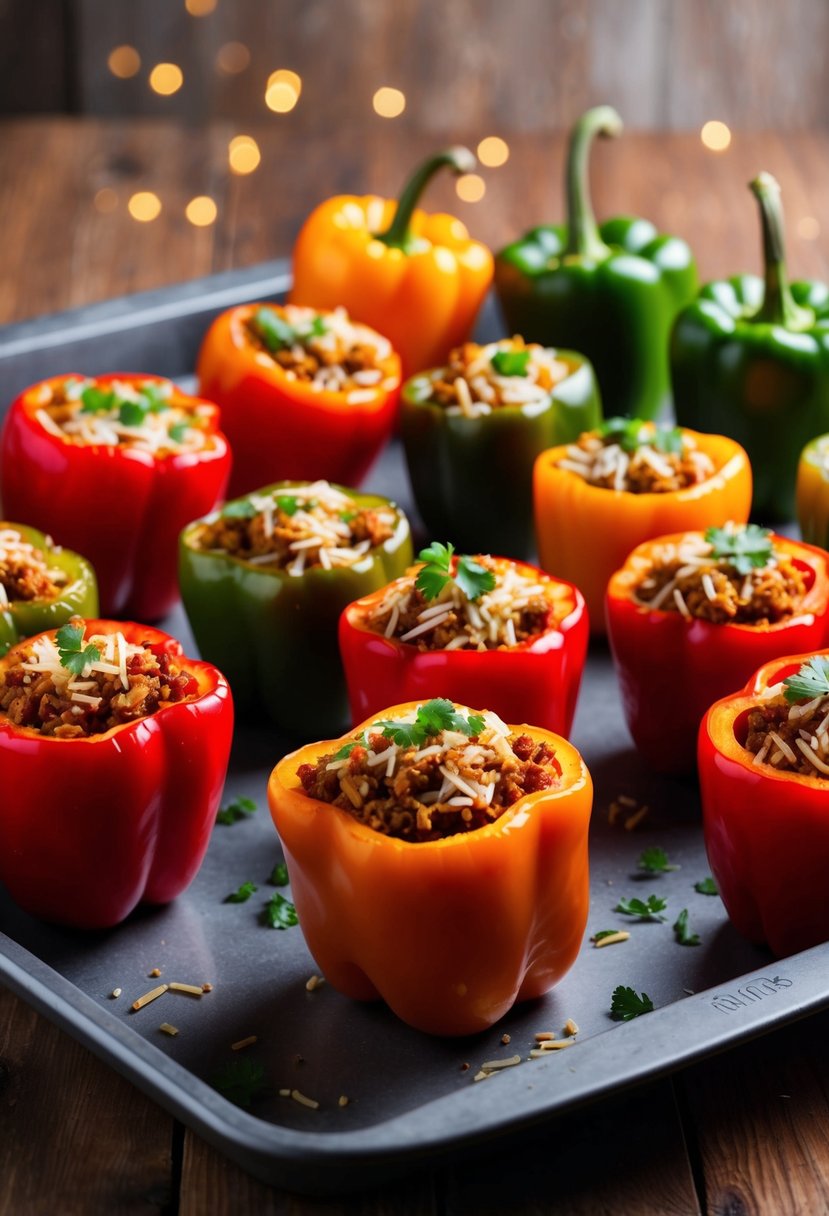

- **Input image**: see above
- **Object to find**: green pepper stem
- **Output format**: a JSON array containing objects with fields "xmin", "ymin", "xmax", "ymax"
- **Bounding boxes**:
[
  {"xmin": 375, "ymin": 147, "xmax": 476, "ymax": 251},
  {"xmin": 750, "ymin": 172, "xmax": 814, "ymax": 329},
  {"xmin": 564, "ymin": 105, "xmax": 623, "ymax": 260}
]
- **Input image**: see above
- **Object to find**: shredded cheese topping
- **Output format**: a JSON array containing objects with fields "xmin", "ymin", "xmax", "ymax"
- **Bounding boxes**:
[
  {"xmin": 410, "ymin": 339, "xmax": 571, "ymax": 417},
  {"xmin": 557, "ymin": 428, "xmax": 714, "ymax": 494},
  {"xmin": 0, "ymin": 527, "xmax": 68, "ymax": 605}
]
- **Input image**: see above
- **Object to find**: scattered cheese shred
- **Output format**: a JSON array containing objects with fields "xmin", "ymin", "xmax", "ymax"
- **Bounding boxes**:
[
  {"xmin": 131, "ymin": 984, "xmax": 169, "ymax": 1011},
  {"xmin": 231, "ymin": 1036, "xmax": 258, "ymax": 1052},
  {"xmin": 168, "ymin": 982, "xmax": 204, "ymax": 997},
  {"xmin": 593, "ymin": 931, "xmax": 630, "ymax": 948},
  {"xmin": 291, "ymin": 1089, "xmax": 320, "ymax": 1110},
  {"xmin": 159, "ymin": 1023, "xmax": 179, "ymax": 1037}
]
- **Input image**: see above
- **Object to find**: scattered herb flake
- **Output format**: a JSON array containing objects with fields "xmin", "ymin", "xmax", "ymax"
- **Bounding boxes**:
[
  {"xmin": 332, "ymin": 740, "xmax": 359, "ymax": 761},
  {"xmin": 55, "ymin": 622, "xmax": 101, "ymax": 675},
  {"xmin": 611, "ymin": 986, "xmax": 654, "ymax": 1021},
  {"xmin": 415, "ymin": 541, "xmax": 496, "ymax": 602},
  {"xmin": 615, "ymin": 894, "xmax": 668, "ymax": 922},
  {"xmin": 221, "ymin": 499, "xmax": 257, "ymax": 520},
  {"xmin": 275, "ymin": 495, "xmax": 300, "ymax": 516},
  {"xmin": 673, "ymin": 908, "xmax": 701, "ymax": 946},
  {"xmin": 783, "ymin": 656, "xmax": 829, "ymax": 704},
  {"xmin": 269, "ymin": 862, "xmax": 289, "ymax": 887},
  {"xmin": 637, "ymin": 846, "xmax": 679, "ymax": 874},
  {"xmin": 225, "ymin": 881, "xmax": 258, "ymax": 904},
  {"xmin": 704, "ymin": 524, "xmax": 773, "ymax": 576},
  {"xmin": 651, "ymin": 427, "xmax": 684, "ymax": 456},
  {"xmin": 263, "ymin": 892, "xmax": 298, "ymax": 930},
  {"xmin": 168, "ymin": 422, "xmax": 189, "ymax": 444},
  {"xmin": 212, "ymin": 1058, "xmax": 266, "ymax": 1108},
  {"xmin": 598, "ymin": 417, "xmax": 683, "ymax": 456},
  {"xmin": 490, "ymin": 349, "xmax": 531, "ymax": 377},
  {"xmin": 118, "ymin": 400, "xmax": 147, "ymax": 428},
  {"xmin": 216, "ymin": 796, "xmax": 258, "ymax": 825},
  {"xmin": 694, "ymin": 876, "xmax": 719, "ymax": 896},
  {"xmin": 80, "ymin": 386, "xmax": 116, "ymax": 414},
  {"xmin": 254, "ymin": 307, "xmax": 327, "ymax": 352}
]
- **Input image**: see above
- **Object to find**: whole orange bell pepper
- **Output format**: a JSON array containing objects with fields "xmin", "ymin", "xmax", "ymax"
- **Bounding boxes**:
[
  {"xmin": 534, "ymin": 428, "xmax": 752, "ymax": 634},
  {"xmin": 290, "ymin": 149, "xmax": 494, "ymax": 377},
  {"xmin": 268, "ymin": 701, "xmax": 592, "ymax": 1036}
]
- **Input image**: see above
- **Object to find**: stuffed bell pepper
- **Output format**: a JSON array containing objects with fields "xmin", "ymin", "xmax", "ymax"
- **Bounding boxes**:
[
  {"xmin": 0, "ymin": 523, "xmax": 98, "ymax": 656},
  {"xmin": 672, "ymin": 172, "xmax": 829, "ymax": 521},
  {"xmin": 197, "ymin": 303, "xmax": 402, "ymax": 499},
  {"xmin": 534, "ymin": 418, "xmax": 752, "ymax": 633},
  {"xmin": 700, "ymin": 650, "xmax": 829, "ymax": 956},
  {"xmin": 268, "ymin": 698, "xmax": 592, "ymax": 1036},
  {"xmin": 607, "ymin": 524, "xmax": 829, "ymax": 773},
  {"xmin": 0, "ymin": 619, "xmax": 233, "ymax": 928},
  {"xmin": 400, "ymin": 337, "xmax": 602, "ymax": 558},
  {"xmin": 0, "ymin": 374, "xmax": 230, "ymax": 620},
  {"xmin": 180, "ymin": 479, "xmax": 412, "ymax": 736},
  {"xmin": 340, "ymin": 543, "xmax": 588, "ymax": 736},
  {"xmin": 495, "ymin": 106, "xmax": 697, "ymax": 421},
  {"xmin": 290, "ymin": 147, "xmax": 493, "ymax": 378}
]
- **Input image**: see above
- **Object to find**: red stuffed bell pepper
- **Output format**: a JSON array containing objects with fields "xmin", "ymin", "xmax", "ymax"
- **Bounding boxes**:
[
  {"xmin": 196, "ymin": 303, "xmax": 401, "ymax": 498},
  {"xmin": 607, "ymin": 525, "xmax": 829, "ymax": 774},
  {"xmin": 0, "ymin": 619, "xmax": 233, "ymax": 928},
  {"xmin": 340, "ymin": 545, "xmax": 588, "ymax": 736},
  {"xmin": 700, "ymin": 649, "xmax": 829, "ymax": 956},
  {"xmin": 0, "ymin": 374, "xmax": 230, "ymax": 619}
]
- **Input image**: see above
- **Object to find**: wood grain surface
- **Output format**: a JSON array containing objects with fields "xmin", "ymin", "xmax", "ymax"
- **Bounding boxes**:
[{"xmin": 1, "ymin": 120, "xmax": 829, "ymax": 1214}]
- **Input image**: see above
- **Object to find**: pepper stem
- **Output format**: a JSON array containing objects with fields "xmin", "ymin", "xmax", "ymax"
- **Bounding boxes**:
[
  {"xmin": 564, "ymin": 105, "xmax": 623, "ymax": 260},
  {"xmin": 375, "ymin": 147, "xmax": 476, "ymax": 251},
  {"xmin": 750, "ymin": 172, "xmax": 814, "ymax": 329}
]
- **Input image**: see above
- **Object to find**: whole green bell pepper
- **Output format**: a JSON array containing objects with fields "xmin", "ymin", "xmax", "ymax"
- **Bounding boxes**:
[
  {"xmin": 0, "ymin": 522, "xmax": 98, "ymax": 656},
  {"xmin": 494, "ymin": 106, "xmax": 697, "ymax": 422},
  {"xmin": 400, "ymin": 347, "xmax": 601, "ymax": 558},
  {"xmin": 672, "ymin": 172, "xmax": 829, "ymax": 521},
  {"xmin": 179, "ymin": 482, "xmax": 412, "ymax": 736}
]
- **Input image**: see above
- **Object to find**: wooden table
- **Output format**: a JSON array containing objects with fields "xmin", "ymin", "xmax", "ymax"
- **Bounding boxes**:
[{"xmin": 2, "ymin": 120, "xmax": 829, "ymax": 1215}]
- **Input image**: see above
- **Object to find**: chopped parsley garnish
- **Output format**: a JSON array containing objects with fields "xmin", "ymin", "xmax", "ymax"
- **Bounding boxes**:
[
  {"xmin": 373, "ymin": 699, "xmax": 485, "ymax": 749},
  {"xmin": 490, "ymin": 348, "xmax": 531, "ymax": 377},
  {"xmin": 225, "ymin": 881, "xmax": 258, "ymax": 904},
  {"xmin": 253, "ymin": 307, "xmax": 327, "ymax": 353},
  {"xmin": 168, "ymin": 422, "xmax": 189, "ymax": 444},
  {"xmin": 783, "ymin": 656, "xmax": 829, "ymax": 704},
  {"xmin": 611, "ymin": 986, "xmax": 654, "ymax": 1021},
  {"xmin": 615, "ymin": 894, "xmax": 668, "ymax": 922},
  {"xmin": 55, "ymin": 622, "xmax": 101, "ymax": 675},
  {"xmin": 221, "ymin": 499, "xmax": 257, "ymax": 520},
  {"xmin": 694, "ymin": 876, "xmax": 719, "ymax": 896},
  {"xmin": 637, "ymin": 847, "xmax": 679, "ymax": 874},
  {"xmin": 118, "ymin": 400, "xmax": 148, "ymax": 428},
  {"xmin": 593, "ymin": 929, "xmax": 621, "ymax": 942},
  {"xmin": 275, "ymin": 495, "xmax": 300, "ymax": 516},
  {"xmin": 704, "ymin": 524, "xmax": 773, "ymax": 575},
  {"xmin": 216, "ymin": 796, "xmax": 257, "ymax": 825},
  {"xmin": 80, "ymin": 381, "xmax": 170, "ymax": 427},
  {"xmin": 415, "ymin": 541, "xmax": 497, "ymax": 603},
  {"xmin": 212, "ymin": 1058, "xmax": 266, "ymax": 1107},
  {"xmin": 80, "ymin": 386, "xmax": 116, "ymax": 414},
  {"xmin": 262, "ymin": 892, "xmax": 298, "ymax": 929},
  {"xmin": 673, "ymin": 908, "xmax": 700, "ymax": 946},
  {"xmin": 598, "ymin": 417, "xmax": 684, "ymax": 456},
  {"xmin": 332, "ymin": 740, "xmax": 358, "ymax": 761},
  {"xmin": 269, "ymin": 862, "xmax": 289, "ymax": 886}
]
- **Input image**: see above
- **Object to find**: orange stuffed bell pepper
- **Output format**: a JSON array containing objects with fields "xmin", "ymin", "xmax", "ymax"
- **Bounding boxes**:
[
  {"xmin": 268, "ymin": 698, "xmax": 592, "ymax": 1036},
  {"xmin": 534, "ymin": 418, "xmax": 752, "ymax": 633},
  {"xmin": 290, "ymin": 148, "xmax": 494, "ymax": 377}
]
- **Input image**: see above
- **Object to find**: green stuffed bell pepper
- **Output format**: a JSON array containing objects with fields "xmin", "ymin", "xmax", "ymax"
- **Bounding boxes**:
[
  {"xmin": 400, "ymin": 336, "xmax": 601, "ymax": 558},
  {"xmin": 495, "ymin": 106, "xmax": 697, "ymax": 422},
  {"xmin": 0, "ymin": 522, "xmax": 98, "ymax": 655},
  {"xmin": 672, "ymin": 172, "xmax": 829, "ymax": 522},
  {"xmin": 179, "ymin": 480, "xmax": 412, "ymax": 736}
]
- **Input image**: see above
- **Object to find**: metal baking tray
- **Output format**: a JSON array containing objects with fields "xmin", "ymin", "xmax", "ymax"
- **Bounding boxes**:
[{"xmin": 1, "ymin": 264, "xmax": 828, "ymax": 1194}]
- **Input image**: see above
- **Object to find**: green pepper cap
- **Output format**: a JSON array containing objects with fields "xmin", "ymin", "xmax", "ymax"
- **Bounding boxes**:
[
  {"xmin": 564, "ymin": 105, "xmax": 624, "ymax": 261},
  {"xmin": 749, "ymin": 172, "xmax": 814, "ymax": 331}
]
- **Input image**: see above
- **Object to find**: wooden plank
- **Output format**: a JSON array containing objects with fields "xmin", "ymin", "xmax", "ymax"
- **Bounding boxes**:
[
  {"xmin": 679, "ymin": 1009, "xmax": 829, "ymax": 1215},
  {"xmin": 0, "ymin": 986, "xmax": 173, "ymax": 1215}
]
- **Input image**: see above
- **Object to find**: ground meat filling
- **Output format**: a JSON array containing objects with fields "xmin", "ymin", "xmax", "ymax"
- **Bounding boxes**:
[
  {"xmin": 0, "ymin": 627, "xmax": 198, "ymax": 738},
  {"xmin": 364, "ymin": 557, "xmax": 556, "ymax": 651},
  {"xmin": 297, "ymin": 708, "xmax": 561, "ymax": 842},
  {"xmin": 191, "ymin": 481, "xmax": 396, "ymax": 576},
  {"xmin": 416, "ymin": 338, "xmax": 571, "ymax": 416},
  {"xmin": 245, "ymin": 304, "xmax": 396, "ymax": 397},
  {"xmin": 557, "ymin": 427, "xmax": 714, "ymax": 494},
  {"xmin": 0, "ymin": 528, "xmax": 67, "ymax": 606},
  {"xmin": 744, "ymin": 691, "xmax": 829, "ymax": 777},
  {"xmin": 633, "ymin": 534, "xmax": 806, "ymax": 625}
]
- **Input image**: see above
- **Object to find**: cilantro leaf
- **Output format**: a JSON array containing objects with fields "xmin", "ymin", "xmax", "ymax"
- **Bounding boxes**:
[
  {"xmin": 307, "ymin": 314, "xmax": 327, "ymax": 338},
  {"xmin": 592, "ymin": 929, "xmax": 621, "ymax": 942},
  {"xmin": 611, "ymin": 986, "xmax": 654, "ymax": 1021},
  {"xmin": 55, "ymin": 622, "xmax": 101, "ymax": 675},
  {"xmin": 637, "ymin": 847, "xmax": 679, "ymax": 874},
  {"xmin": 138, "ymin": 383, "xmax": 169, "ymax": 413},
  {"xmin": 704, "ymin": 523, "xmax": 773, "ymax": 576},
  {"xmin": 216, "ymin": 796, "xmax": 257, "ymax": 826},
  {"xmin": 269, "ymin": 862, "xmax": 289, "ymax": 886},
  {"xmin": 262, "ymin": 892, "xmax": 298, "ymax": 929},
  {"xmin": 373, "ymin": 699, "xmax": 485, "ymax": 750},
  {"xmin": 651, "ymin": 427, "xmax": 684, "ymax": 456},
  {"xmin": 415, "ymin": 541, "xmax": 454, "ymax": 601},
  {"xmin": 221, "ymin": 499, "xmax": 257, "ymax": 520},
  {"xmin": 212, "ymin": 1058, "xmax": 266, "ymax": 1108},
  {"xmin": 275, "ymin": 495, "xmax": 299, "ymax": 516},
  {"xmin": 598, "ymin": 417, "xmax": 683, "ymax": 457},
  {"xmin": 118, "ymin": 400, "xmax": 147, "ymax": 428},
  {"xmin": 80, "ymin": 386, "xmax": 116, "ymax": 414},
  {"xmin": 253, "ymin": 307, "xmax": 327, "ymax": 353},
  {"xmin": 694, "ymin": 876, "xmax": 719, "ymax": 896},
  {"xmin": 225, "ymin": 881, "xmax": 258, "ymax": 904},
  {"xmin": 615, "ymin": 894, "xmax": 668, "ymax": 922},
  {"xmin": 783, "ymin": 656, "xmax": 829, "ymax": 704},
  {"xmin": 168, "ymin": 422, "xmax": 189, "ymax": 444},
  {"xmin": 454, "ymin": 555, "xmax": 497, "ymax": 601},
  {"xmin": 491, "ymin": 349, "xmax": 531, "ymax": 377},
  {"xmin": 332, "ymin": 740, "xmax": 359, "ymax": 761},
  {"xmin": 673, "ymin": 908, "xmax": 701, "ymax": 946}
]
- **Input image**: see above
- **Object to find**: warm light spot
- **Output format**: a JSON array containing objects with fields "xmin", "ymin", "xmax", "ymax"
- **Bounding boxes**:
[
  {"xmin": 265, "ymin": 70, "xmax": 301, "ymax": 113},
  {"xmin": 108, "ymin": 45, "xmax": 141, "ymax": 79},
  {"xmin": 149, "ymin": 63, "xmax": 184, "ymax": 96},
  {"xmin": 798, "ymin": 216, "xmax": 821, "ymax": 241},
  {"xmin": 477, "ymin": 136, "xmax": 509, "ymax": 167},
  {"xmin": 366, "ymin": 239, "xmax": 387, "ymax": 259},
  {"xmin": 185, "ymin": 196, "xmax": 218, "ymax": 226},
  {"xmin": 127, "ymin": 192, "xmax": 162, "ymax": 222},
  {"xmin": 700, "ymin": 120, "xmax": 731, "ymax": 152},
  {"xmin": 185, "ymin": 0, "xmax": 217, "ymax": 14},
  {"xmin": 93, "ymin": 187, "xmax": 118, "ymax": 213},
  {"xmin": 456, "ymin": 174, "xmax": 486, "ymax": 203},
  {"xmin": 228, "ymin": 135, "xmax": 261, "ymax": 175},
  {"xmin": 215, "ymin": 41, "xmax": 250, "ymax": 75},
  {"xmin": 372, "ymin": 87, "xmax": 406, "ymax": 118},
  {"xmin": 268, "ymin": 68, "xmax": 301, "ymax": 93}
]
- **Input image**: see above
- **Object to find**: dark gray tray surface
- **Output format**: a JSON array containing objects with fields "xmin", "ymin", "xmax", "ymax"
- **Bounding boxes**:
[{"xmin": 0, "ymin": 265, "xmax": 828, "ymax": 1193}]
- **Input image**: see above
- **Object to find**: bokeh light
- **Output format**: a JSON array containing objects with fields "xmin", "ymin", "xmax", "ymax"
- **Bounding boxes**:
[
  {"xmin": 108, "ymin": 46, "xmax": 141, "ymax": 79},
  {"xmin": 215, "ymin": 42, "xmax": 250, "ymax": 75},
  {"xmin": 127, "ymin": 192, "xmax": 162, "ymax": 222},
  {"xmin": 185, "ymin": 196, "xmax": 218, "ymax": 226},
  {"xmin": 700, "ymin": 120, "xmax": 731, "ymax": 152},
  {"xmin": 265, "ymin": 70, "xmax": 302, "ymax": 113},
  {"xmin": 93, "ymin": 187, "xmax": 118, "ymax": 213},
  {"xmin": 372, "ymin": 87, "xmax": 406, "ymax": 118},
  {"xmin": 797, "ymin": 216, "xmax": 821, "ymax": 241},
  {"xmin": 228, "ymin": 134, "xmax": 261, "ymax": 175},
  {"xmin": 477, "ymin": 136, "xmax": 509, "ymax": 167},
  {"xmin": 149, "ymin": 63, "xmax": 184, "ymax": 96},
  {"xmin": 185, "ymin": 0, "xmax": 217, "ymax": 14},
  {"xmin": 456, "ymin": 174, "xmax": 486, "ymax": 203}
]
